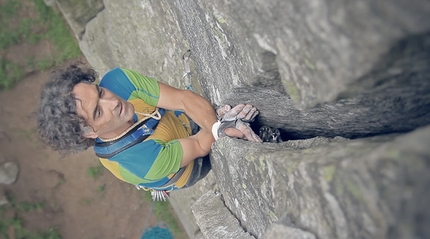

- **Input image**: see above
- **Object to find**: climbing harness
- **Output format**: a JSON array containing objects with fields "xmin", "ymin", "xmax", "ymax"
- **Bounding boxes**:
[
  {"xmin": 94, "ymin": 108, "xmax": 165, "ymax": 158},
  {"xmin": 94, "ymin": 107, "xmax": 184, "ymax": 201},
  {"xmin": 135, "ymin": 165, "xmax": 186, "ymax": 201},
  {"xmin": 136, "ymin": 186, "xmax": 171, "ymax": 202},
  {"xmin": 182, "ymin": 49, "xmax": 194, "ymax": 91}
]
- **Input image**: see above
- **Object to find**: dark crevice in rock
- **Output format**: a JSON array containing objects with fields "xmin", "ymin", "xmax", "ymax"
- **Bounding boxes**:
[
  {"xmin": 253, "ymin": 51, "xmax": 286, "ymax": 96},
  {"xmin": 229, "ymin": 31, "xmax": 430, "ymax": 141},
  {"xmin": 250, "ymin": 118, "xmax": 290, "ymax": 142},
  {"xmin": 338, "ymin": 31, "xmax": 430, "ymax": 99},
  {"xmin": 78, "ymin": 5, "xmax": 105, "ymax": 40},
  {"xmin": 55, "ymin": 0, "xmax": 105, "ymax": 41}
]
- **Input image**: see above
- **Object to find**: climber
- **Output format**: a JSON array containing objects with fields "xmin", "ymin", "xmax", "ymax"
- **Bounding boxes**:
[{"xmin": 37, "ymin": 62, "xmax": 262, "ymax": 200}]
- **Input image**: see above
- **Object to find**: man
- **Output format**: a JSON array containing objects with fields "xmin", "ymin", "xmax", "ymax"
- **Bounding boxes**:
[{"xmin": 37, "ymin": 63, "xmax": 261, "ymax": 198}]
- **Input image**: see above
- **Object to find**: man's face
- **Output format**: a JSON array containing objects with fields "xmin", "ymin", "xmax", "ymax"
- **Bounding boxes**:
[{"xmin": 73, "ymin": 82, "xmax": 135, "ymax": 139}]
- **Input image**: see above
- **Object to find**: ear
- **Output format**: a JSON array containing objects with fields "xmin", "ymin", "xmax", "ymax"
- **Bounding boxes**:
[{"xmin": 81, "ymin": 125, "xmax": 98, "ymax": 139}]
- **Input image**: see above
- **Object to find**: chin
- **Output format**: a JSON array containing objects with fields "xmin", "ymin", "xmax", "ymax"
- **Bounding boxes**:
[{"xmin": 127, "ymin": 109, "xmax": 136, "ymax": 121}]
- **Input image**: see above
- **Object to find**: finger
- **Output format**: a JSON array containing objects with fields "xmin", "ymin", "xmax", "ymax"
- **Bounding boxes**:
[
  {"xmin": 223, "ymin": 128, "xmax": 245, "ymax": 139},
  {"xmin": 242, "ymin": 110, "xmax": 259, "ymax": 123},
  {"xmin": 250, "ymin": 110, "xmax": 259, "ymax": 121},
  {"xmin": 241, "ymin": 106, "xmax": 258, "ymax": 122},
  {"xmin": 243, "ymin": 129, "xmax": 261, "ymax": 142},
  {"xmin": 223, "ymin": 104, "xmax": 245, "ymax": 121},
  {"xmin": 235, "ymin": 104, "xmax": 253, "ymax": 120},
  {"xmin": 216, "ymin": 104, "xmax": 231, "ymax": 116},
  {"xmin": 236, "ymin": 121, "xmax": 262, "ymax": 142},
  {"xmin": 216, "ymin": 104, "xmax": 231, "ymax": 117},
  {"xmin": 252, "ymin": 132, "xmax": 263, "ymax": 142},
  {"xmin": 246, "ymin": 129, "xmax": 262, "ymax": 142}
]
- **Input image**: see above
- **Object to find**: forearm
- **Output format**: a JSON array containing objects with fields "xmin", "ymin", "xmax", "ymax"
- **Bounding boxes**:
[
  {"xmin": 157, "ymin": 82, "xmax": 217, "ymax": 135},
  {"xmin": 181, "ymin": 90, "xmax": 217, "ymax": 133}
]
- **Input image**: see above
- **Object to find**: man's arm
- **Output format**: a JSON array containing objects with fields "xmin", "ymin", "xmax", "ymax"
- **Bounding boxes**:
[
  {"xmin": 157, "ymin": 82, "xmax": 216, "ymax": 132},
  {"xmin": 156, "ymin": 82, "xmax": 257, "ymax": 167},
  {"xmin": 157, "ymin": 82, "xmax": 217, "ymax": 166}
]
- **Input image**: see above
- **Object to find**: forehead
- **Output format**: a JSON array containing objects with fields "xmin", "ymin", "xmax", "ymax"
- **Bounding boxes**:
[
  {"xmin": 73, "ymin": 82, "xmax": 98, "ymax": 120},
  {"xmin": 73, "ymin": 82, "xmax": 97, "ymax": 96}
]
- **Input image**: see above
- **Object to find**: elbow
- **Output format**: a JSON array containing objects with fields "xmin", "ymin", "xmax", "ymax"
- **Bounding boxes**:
[
  {"xmin": 194, "ymin": 134, "xmax": 213, "ymax": 157},
  {"xmin": 196, "ymin": 140, "xmax": 211, "ymax": 157},
  {"xmin": 201, "ymin": 147, "xmax": 211, "ymax": 157}
]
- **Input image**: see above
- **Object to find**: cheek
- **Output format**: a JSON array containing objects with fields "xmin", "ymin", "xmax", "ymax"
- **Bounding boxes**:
[{"xmin": 125, "ymin": 102, "xmax": 133, "ymax": 115}]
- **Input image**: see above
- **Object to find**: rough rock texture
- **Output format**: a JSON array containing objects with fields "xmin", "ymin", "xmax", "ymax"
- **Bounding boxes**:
[
  {"xmin": 208, "ymin": 127, "xmax": 430, "ymax": 238},
  {"xmin": 0, "ymin": 161, "xmax": 19, "ymax": 185},
  {"xmin": 55, "ymin": 0, "xmax": 104, "ymax": 40},
  {"xmin": 192, "ymin": 190, "xmax": 255, "ymax": 239},
  {"xmin": 225, "ymin": 32, "xmax": 430, "ymax": 139},
  {"xmin": 173, "ymin": 0, "xmax": 430, "ymax": 108},
  {"xmin": 51, "ymin": 0, "xmax": 430, "ymax": 238},
  {"xmin": 262, "ymin": 223, "xmax": 317, "ymax": 239},
  {"xmin": 78, "ymin": 0, "xmax": 193, "ymax": 90},
  {"xmin": 169, "ymin": 171, "xmax": 217, "ymax": 237}
]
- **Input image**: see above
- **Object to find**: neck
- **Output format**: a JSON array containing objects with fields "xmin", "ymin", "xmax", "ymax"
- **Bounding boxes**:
[{"xmin": 99, "ymin": 109, "xmax": 161, "ymax": 142}]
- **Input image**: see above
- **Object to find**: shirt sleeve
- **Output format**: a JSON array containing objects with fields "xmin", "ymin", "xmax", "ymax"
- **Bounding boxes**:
[
  {"xmin": 99, "ymin": 68, "xmax": 160, "ymax": 106},
  {"xmin": 121, "ymin": 68, "xmax": 160, "ymax": 106},
  {"xmin": 144, "ymin": 139, "xmax": 183, "ymax": 180}
]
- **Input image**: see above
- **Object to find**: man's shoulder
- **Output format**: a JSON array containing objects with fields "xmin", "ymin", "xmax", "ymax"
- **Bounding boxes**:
[
  {"xmin": 100, "ymin": 68, "xmax": 127, "ymax": 83},
  {"xmin": 99, "ymin": 68, "xmax": 136, "ymax": 100}
]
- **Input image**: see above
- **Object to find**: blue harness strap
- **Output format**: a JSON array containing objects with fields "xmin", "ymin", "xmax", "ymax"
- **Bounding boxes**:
[{"xmin": 94, "ymin": 108, "xmax": 166, "ymax": 158}]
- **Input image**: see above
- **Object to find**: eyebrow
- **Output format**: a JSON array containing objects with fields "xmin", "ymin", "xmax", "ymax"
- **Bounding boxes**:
[{"xmin": 92, "ymin": 85, "xmax": 101, "ymax": 121}]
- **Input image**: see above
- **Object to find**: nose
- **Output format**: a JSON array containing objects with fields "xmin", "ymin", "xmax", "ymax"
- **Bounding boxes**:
[{"xmin": 100, "ymin": 97, "xmax": 119, "ymax": 111}]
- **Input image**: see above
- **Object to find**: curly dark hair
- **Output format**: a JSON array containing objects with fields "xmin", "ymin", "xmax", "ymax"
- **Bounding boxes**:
[{"xmin": 37, "ymin": 62, "xmax": 99, "ymax": 155}]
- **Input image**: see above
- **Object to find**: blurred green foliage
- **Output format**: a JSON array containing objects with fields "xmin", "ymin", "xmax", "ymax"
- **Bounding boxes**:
[{"xmin": 0, "ymin": 0, "xmax": 82, "ymax": 89}]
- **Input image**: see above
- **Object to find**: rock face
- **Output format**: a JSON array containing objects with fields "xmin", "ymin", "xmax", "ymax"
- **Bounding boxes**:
[
  {"xmin": 50, "ymin": 0, "xmax": 430, "ymax": 238},
  {"xmin": 173, "ymin": 0, "xmax": 430, "ymax": 109},
  {"xmin": 77, "ymin": 1, "xmax": 191, "ymax": 89},
  {"xmin": 55, "ymin": 0, "xmax": 104, "ymax": 40},
  {"xmin": 209, "ymin": 129, "xmax": 430, "ymax": 238}
]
